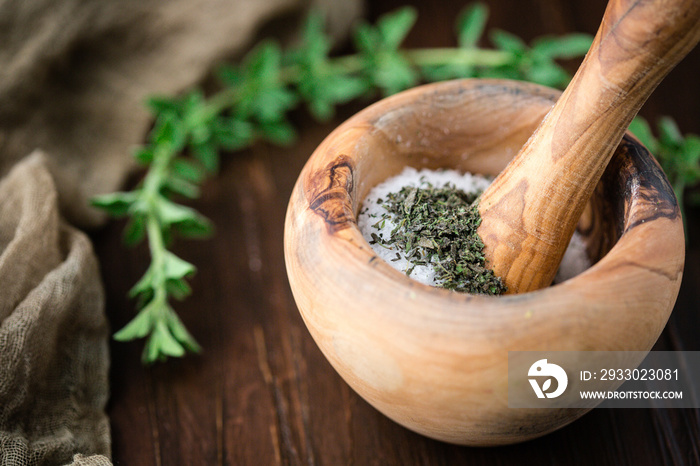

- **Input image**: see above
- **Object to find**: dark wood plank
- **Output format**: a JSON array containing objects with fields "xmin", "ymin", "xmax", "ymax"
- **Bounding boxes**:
[{"xmin": 91, "ymin": 0, "xmax": 700, "ymax": 464}]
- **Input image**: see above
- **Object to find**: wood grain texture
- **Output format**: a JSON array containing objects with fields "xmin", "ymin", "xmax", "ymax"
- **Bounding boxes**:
[
  {"xmin": 92, "ymin": 0, "xmax": 700, "ymax": 463},
  {"xmin": 477, "ymin": 0, "xmax": 700, "ymax": 293}
]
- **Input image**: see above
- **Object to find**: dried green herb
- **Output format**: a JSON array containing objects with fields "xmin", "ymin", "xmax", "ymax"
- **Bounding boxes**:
[{"xmin": 371, "ymin": 182, "xmax": 506, "ymax": 295}]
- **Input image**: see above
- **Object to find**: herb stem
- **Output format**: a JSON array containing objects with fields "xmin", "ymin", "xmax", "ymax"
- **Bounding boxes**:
[
  {"xmin": 403, "ymin": 48, "xmax": 513, "ymax": 67},
  {"xmin": 145, "ymin": 211, "xmax": 167, "ymax": 305},
  {"xmin": 202, "ymin": 48, "xmax": 513, "ymax": 118},
  {"xmin": 142, "ymin": 144, "xmax": 173, "ymax": 196},
  {"xmin": 204, "ymin": 86, "xmax": 240, "ymax": 119},
  {"xmin": 141, "ymin": 144, "xmax": 175, "ymax": 308}
]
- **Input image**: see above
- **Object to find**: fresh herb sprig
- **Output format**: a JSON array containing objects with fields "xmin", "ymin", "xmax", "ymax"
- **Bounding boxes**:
[{"xmin": 92, "ymin": 3, "xmax": 596, "ymax": 363}]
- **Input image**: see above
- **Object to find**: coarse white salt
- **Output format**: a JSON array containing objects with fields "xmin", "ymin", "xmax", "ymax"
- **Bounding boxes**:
[{"xmin": 357, "ymin": 166, "xmax": 591, "ymax": 289}]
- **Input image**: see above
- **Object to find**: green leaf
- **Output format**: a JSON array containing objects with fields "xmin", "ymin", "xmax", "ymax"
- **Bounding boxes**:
[
  {"xmin": 182, "ymin": 90, "xmax": 206, "ymax": 118},
  {"xmin": 326, "ymin": 75, "xmax": 369, "ymax": 102},
  {"xmin": 190, "ymin": 123, "xmax": 211, "ymax": 146},
  {"xmin": 144, "ymin": 319, "xmax": 187, "ymax": 363},
  {"xmin": 165, "ymin": 177, "xmax": 200, "ymax": 199},
  {"xmin": 658, "ymin": 116, "xmax": 684, "ymax": 147},
  {"xmin": 304, "ymin": 74, "xmax": 368, "ymax": 121},
  {"xmin": 162, "ymin": 251, "xmax": 196, "ymax": 280},
  {"xmin": 146, "ymin": 95, "xmax": 185, "ymax": 115},
  {"xmin": 172, "ymin": 159, "xmax": 206, "ymax": 184},
  {"xmin": 481, "ymin": 30, "xmax": 589, "ymax": 89},
  {"xmin": 490, "ymin": 29, "xmax": 526, "ymax": 54},
  {"xmin": 253, "ymin": 87, "xmax": 299, "ymax": 123},
  {"xmin": 216, "ymin": 63, "xmax": 242, "ymax": 87},
  {"xmin": 353, "ymin": 23, "xmax": 379, "ymax": 54},
  {"xmin": 680, "ymin": 136, "xmax": 700, "ymax": 183},
  {"xmin": 176, "ymin": 216, "xmax": 214, "ymax": 238},
  {"xmin": 375, "ymin": 54, "xmax": 418, "ymax": 95},
  {"xmin": 157, "ymin": 199, "xmax": 198, "ymax": 224},
  {"xmin": 629, "ymin": 116, "xmax": 658, "ymax": 153},
  {"xmin": 151, "ymin": 111, "xmax": 187, "ymax": 153},
  {"xmin": 421, "ymin": 33, "xmax": 500, "ymax": 81},
  {"xmin": 123, "ymin": 214, "xmax": 147, "ymax": 246},
  {"xmin": 420, "ymin": 64, "xmax": 467, "ymax": 82},
  {"xmin": 476, "ymin": 64, "xmax": 520, "ymax": 81},
  {"xmin": 128, "ymin": 266, "xmax": 155, "ymax": 299},
  {"xmin": 289, "ymin": 10, "xmax": 368, "ymax": 120},
  {"xmin": 682, "ymin": 136, "xmax": 700, "ymax": 164},
  {"xmin": 183, "ymin": 91, "xmax": 212, "ymax": 146},
  {"xmin": 532, "ymin": 34, "xmax": 593, "ymax": 59},
  {"xmin": 235, "ymin": 41, "xmax": 297, "ymax": 121},
  {"xmin": 166, "ymin": 311, "xmax": 201, "ymax": 352},
  {"xmin": 353, "ymin": 7, "xmax": 419, "ymax": 95},
  {"xmin": 250, "ymin": 41, "xmax": 282, "ymax": 82},
  {"xmin": 230, "ymin": 41, "xmax": 299, "ymax": 125},
  {"xmin": 377, "ymin": 6, "xmax": 417, "ymax": 48},
  {"xmin": 166, "ymin": 278, "xmax": 192, "ymax": 300},
  {"xmin": 526, "ymin": 60, "xmax": 570, "ymax": 88},
  {"xmin": 457, "ymin": 3, "xmax": 489, "ymax": 48},
  {"xmin": 156, "ymin": 199, "xmax": 214, "ymax": 238},
  {"xmin": 259, "ymin": 120, "xmax": 297, "ymax": 146},
  {"xmin": 91, "ymin": 191, "xmax": 138, "ymax": 217},
  {"xmin": 134, "ymin": 147, "xmax": 154, "ymax": 165},
  {"xmin": 213, "ymin": 117, "xmax": 255, "ymax": 150},
  {"xmin": 191, "ymin": 141, "xmax": 219, "ymax": 174},
  {"xmin": 113, "ymin": 302, "xmax": 156, "ymax": 341},
  {"xmin": 296, "ymin": 9, "xmax": 330, "ymax": 60}
]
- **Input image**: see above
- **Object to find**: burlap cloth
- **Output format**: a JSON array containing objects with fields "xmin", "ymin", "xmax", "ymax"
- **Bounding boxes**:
[{"xmin": 0, "ymin": 0, "xmax": 362, "ymax": 464}]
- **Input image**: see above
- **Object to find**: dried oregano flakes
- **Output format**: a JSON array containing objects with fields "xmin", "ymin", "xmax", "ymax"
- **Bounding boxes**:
[{"xmin": 358, "ymin": 168, "xmax": 506, "ymax": 295}]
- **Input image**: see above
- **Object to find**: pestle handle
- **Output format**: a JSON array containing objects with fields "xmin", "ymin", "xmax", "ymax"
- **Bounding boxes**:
[{"xmin": 476, "ymin": 0, "xmax": 700, "ymax": 294}]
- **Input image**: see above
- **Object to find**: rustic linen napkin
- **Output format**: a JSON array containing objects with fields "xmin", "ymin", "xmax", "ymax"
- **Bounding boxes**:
[
  {"xmin": 0, "ymin": 0, "xmax": 361, "ymax": 464},
  {"xmin": 0, "ymin": 154, "xmax": 110, "ymax": 465}
]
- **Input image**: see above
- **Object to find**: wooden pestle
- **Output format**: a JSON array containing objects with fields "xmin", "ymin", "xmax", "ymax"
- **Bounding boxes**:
[{"xmin": 476, "ymin": 0, "xmax": 700, "ymax": 294}]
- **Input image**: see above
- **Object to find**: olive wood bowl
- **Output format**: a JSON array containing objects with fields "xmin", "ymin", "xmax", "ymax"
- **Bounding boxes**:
[{"xmin": 283, "ymin": 79, "xmax": 684, "ymax": 445}]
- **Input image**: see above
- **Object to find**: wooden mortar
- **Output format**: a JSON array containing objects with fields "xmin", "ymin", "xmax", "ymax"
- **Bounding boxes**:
[{"xmin": 284, "ymin": 79, "xmax": 684, "ymax": 445}]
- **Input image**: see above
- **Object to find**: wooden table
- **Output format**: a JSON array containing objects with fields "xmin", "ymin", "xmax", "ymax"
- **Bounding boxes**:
[{"xmin": 92, "ymin": 0, "xmax": 700, "ymax": 463}]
